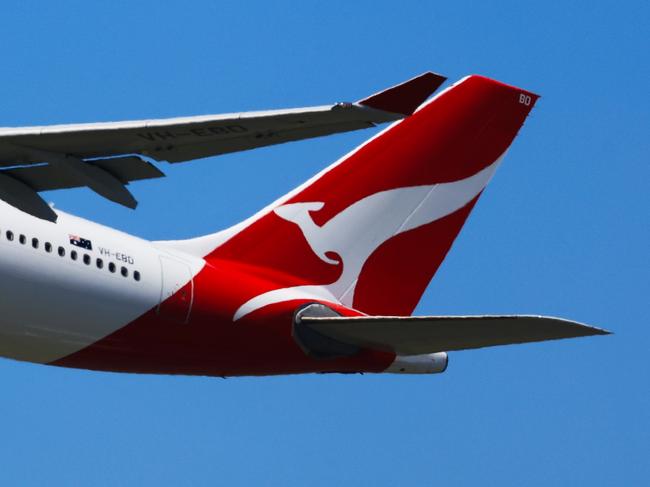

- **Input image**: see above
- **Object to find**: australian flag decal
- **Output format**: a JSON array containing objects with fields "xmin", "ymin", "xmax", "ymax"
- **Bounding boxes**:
[{"xmin": 69, "ymin": 234, "xmax": 93, "ymax": 250}]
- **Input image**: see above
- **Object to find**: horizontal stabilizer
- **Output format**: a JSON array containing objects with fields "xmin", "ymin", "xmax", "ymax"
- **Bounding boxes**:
[{"xmin": 300, "ymin": 315, "xmax": 610, "ymax": 355}]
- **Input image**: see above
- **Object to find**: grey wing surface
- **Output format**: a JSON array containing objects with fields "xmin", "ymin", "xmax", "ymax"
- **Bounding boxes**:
[
  {"xmin": 298, "ymin": 314, "xmax": 610, "ymax": 356},
  {"xmin": 0, "ymin": 72, "xmax": 446, "ymax": 221}
]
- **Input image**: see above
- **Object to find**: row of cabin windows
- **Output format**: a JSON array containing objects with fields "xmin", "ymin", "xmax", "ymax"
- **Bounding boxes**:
[{"xmin": 3, "ymin": 230, "xmax": 141, "ymax": 282}]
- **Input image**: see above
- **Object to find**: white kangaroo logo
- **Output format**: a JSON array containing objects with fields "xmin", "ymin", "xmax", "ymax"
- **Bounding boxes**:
[{"xmin": 233, "ymin": 159, "xmax": 501, "ymax": 320}]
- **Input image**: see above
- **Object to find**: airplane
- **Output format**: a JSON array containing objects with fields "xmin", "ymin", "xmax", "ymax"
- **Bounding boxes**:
[{"xmin": 0, "ymin": 72, "xmax": 609, "ymax": 377}]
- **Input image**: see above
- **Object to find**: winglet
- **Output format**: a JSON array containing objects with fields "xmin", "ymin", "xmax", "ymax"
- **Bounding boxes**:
[{"xmin": 357, "ymin": 72, "xmax": 447, "ymax": 116}]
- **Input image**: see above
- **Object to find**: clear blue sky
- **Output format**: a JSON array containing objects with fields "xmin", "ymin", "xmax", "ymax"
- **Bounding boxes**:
[{"xmin": 0, "ymin": 1, "xmax": 647, "ymax": 485}]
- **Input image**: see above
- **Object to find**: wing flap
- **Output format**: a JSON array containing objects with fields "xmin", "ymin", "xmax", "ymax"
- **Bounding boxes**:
[
  {"xmin": 3, "ymin": 156, "xmax": 164, "ymax": 192},
  {"xmin": 300, "ymin": 315, "xmax": 610, "ymax": 355}
]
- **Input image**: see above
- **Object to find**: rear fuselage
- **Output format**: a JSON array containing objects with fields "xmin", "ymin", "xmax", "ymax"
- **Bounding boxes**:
[
  {"xmin": 0, "ymin": 75, "xmax": 541, "ymax": 377},
  {"xmin": 0, "ymin": 201, "xmax": 393, "ymax": 375}
]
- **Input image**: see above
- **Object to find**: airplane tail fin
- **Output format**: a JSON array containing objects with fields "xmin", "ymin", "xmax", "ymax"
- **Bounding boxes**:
[{"xmin": 178, "ymin": 74, "xmax": 539, "ymax": 317}]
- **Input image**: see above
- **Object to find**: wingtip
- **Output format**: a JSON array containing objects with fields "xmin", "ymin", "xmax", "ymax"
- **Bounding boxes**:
[
  {"xmin": 358, "ymin": 71, "xmax": 447, "ymax": 116},
  {"xmin": 573, "ymin": 321, "xmax": 612, "ymax": 337},
  {"xmin": 552, "ymin": 316, "xmax": 613, "ymax": 337},
  {"xmin": 595, "ymin": 328, "xmax": 613, "ymax": 336}
]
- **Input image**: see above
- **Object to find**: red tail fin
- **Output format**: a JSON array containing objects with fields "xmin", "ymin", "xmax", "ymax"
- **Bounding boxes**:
[{"xmin": 207, "ymin": 75, "xmax": 539, "ymax": 317}]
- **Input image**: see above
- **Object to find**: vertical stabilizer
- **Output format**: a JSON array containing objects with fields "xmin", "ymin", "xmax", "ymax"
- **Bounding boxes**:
[{"xmin": 183, "ymin": 75, "xmax": 539, "ymax": 318}]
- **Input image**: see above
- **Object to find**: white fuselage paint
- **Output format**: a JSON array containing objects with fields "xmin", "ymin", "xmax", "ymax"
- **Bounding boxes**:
[{"xmin": 0, "ymin": 201, "xmax": 203, "ymax": 364}]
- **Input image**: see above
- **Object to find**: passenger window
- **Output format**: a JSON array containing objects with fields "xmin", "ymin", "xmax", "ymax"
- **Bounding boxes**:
[
  {"xmin": 45, "ymin": 242, "xmax": 52, "ymax": 253},
  {"xmin": 120, "ymin": 266, "xmax": 128, "ymax": 277},
  {"xmin": 108, "ymin": 262, "xmax": 116, "ymax": 273},
  {"xmin": 71, "ymin": 250, "xmax": 78, "ymax": 261},
  {"xmin": 58, "ymin": 246, "xmax": 65, "ymax": 257},
  {"xmin": 134, "ymin": 271, "xmax": 141, "ymax": 282},
  {"xmin": 83, "ymin": 254, "xmax": 91, "ymax": 265},
  {"xmin": 96, "ymin": 258, "xmax": 103, "ymax": 269},
  {"xmin": 32, "ymin": 238, "xmax": 39, "ymax": 249},
  {"xmin": 6, "ymin": 231, "xmax": 13, "ymax": 241},
  {"xmin": 19, "ymin": 234, "xmax": 26, "ymax": 244}
]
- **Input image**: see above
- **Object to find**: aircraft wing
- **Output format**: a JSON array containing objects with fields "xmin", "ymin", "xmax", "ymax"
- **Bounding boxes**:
[
  {"xmin": 0, "ymin": 72, "xmax": 446, "ymax": 222},
  {"xmin": 298, "ymin": 314, "xmax": 610, "ymax": 356}
]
